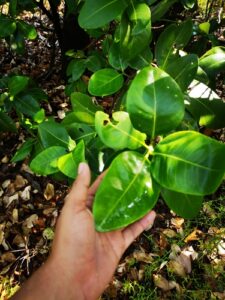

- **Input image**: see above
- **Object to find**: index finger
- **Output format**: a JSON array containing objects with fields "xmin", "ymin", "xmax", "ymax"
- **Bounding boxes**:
[{"xmin": 87, "ymin": 169, "xmax": 107, "ymax": 209}]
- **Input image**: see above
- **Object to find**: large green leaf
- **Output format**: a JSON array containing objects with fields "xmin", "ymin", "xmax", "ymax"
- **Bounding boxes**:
[
  {"xmin": 0, "ymin": 14, "xmax": 16, "ymax": 37},
  {"xmin": 0, "ymin": 111, "xmax": 17, "ymax": 132},
  {"xmin": 69, "ymin": 92, "xmax": 102, "ymax": 125},
  {"xmin": 199, "ymin": 46, "xmax": 225, "ymax": 76},
  {"xmin": 66, "ymin": 59, "xmax": 86, "ymax": 81},
  {"xmin": 95, "ymin": 111, "xmax": 147, "ymax": 150},
  {"xmin": 126, "ymin": 65, "xmax": 184, "ymax": 138},
  {"xmin": 186, "ymin": 98, "xmax": 225, "ymax": 129},
  {"xmin": 78, "ymin": 0, "xmax": 128, "ymax": 29},
  {"xmin": 38, "ymin": 121, "xmax": 71, "ymax": 149},
  {"xmin": 108, "ymin": 42, "xmax": 129, "ymax": 71},
  {"xmin": 58, "ymin": 141, "xmax": 85, "ymax": 179},
  {"xmin": 151, "ymin": 0, "xmax": 177, "ymax": 23},
  {"xmin": 14, "ymin": 94, "xmax": 40, "ymax": 117},
  {"xmin": 93, "ymin": 151, "xmax": 160, "ymax": 231},
  {"xmin": 30, "ymin": 146, "xmax": 67, "ymax": 175},
  {"xmin": 187, "ymin": 81, "xmax": 225, "ymax": 129},
  {"xmin": 181, "ymin": 0, "xmax": 196, "ymax": 9},
  {"xmin": 17, "ymin": 20, "xmax": 37, "ymax": 40},
  {"xmin": 127, "ymin": 2, "xmax": 151, "ymax": 35},
  {"xmin": 63, "ymin": 122, "xmax": 96, "ymax": 144},
  {"xmin": 165, "ymin": 54, "xmax": 198, "ymax": 92},
  {"xmin": 88, "ymin": 68, "xmax": 124, "ymax": 97},
  {"xmin": 128, "ymin": 47, "xmax": 153, "ymax": 70},
  {"xmin": 151, "ymin": 131, "xmax": 225, "ymax": 195},
  {"xmin": 8, "ymin": 76, "xmax": 29, "ymax": 96},
  {"xmin": 161, "ymin": 188, "xmax": 203, "ymax": 218},
  {"xmin": 11, "ymin": 138, "xmax": 35, "ymax": 162},
  {"xmin": 155, "ymin": 19, "xmax": 193, "ymax": 69},
  {"xmin": 116, "ymin": 6, "xmax": 151, "ymax": 62}
]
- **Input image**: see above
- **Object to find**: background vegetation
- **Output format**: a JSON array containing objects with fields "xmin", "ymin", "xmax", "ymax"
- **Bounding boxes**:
[{"xmin": 0, "ymin": 0, "xmax": 225, "ymax": 298}]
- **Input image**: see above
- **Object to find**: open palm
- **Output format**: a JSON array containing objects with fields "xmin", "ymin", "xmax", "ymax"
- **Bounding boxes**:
[{"xmin": 50, "ymin": 163, "xmax": 156, "ymax": 300}]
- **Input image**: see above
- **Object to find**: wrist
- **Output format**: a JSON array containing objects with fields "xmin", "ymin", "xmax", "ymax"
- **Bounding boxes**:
[{"xmin": 12, "ymin": 257, "xmax": 85, "ymax": 300}]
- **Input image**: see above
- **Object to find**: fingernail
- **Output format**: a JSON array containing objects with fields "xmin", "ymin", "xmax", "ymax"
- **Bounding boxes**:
[
  {"xmin": 145, "ymin": 211, "xmax": 156, "ymax": 231},
  {"xmin": 78, "ymin": 162, "xmax": 86, "ymax": 174},
  {"xmin": 145, "ymin": 223, "xmax": 153, "ymax": 231}
]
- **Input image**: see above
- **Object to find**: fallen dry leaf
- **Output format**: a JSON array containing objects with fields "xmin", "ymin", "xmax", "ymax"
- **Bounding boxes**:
[
  {"xmin": 3, "ymin": 193, "xmax": 19, "ymax": 207},
  {"xmin": 2, "ymin": 179, "xmax": 11, "ymax": 189},
  {"xmin": 0, "ymin": 224, "xmax": 5, "ymax": 244},
  {"xmin": 167, "ymin": 260, "xmax": 186, "ymax": 277},
  {"xmin": 14, "ymin": 175, "xmax": 27, "ymax": 189},
  {"xmin": 218, "ymin": 241, "xmax": 225, "ymax": 256},
  {"xmin": 1, "ymin": 155, "xmax": 9, "ymax": 163},
  {"xmin": 13, "ymin": 235, "xmax": 25, "ymax": 248},
  {"xmin": 169, "ymin": 245, "xmax": 198, "ymax": 274},
  {"xmin": 133, "ymin": 250, "xmax": 153, "ymax": 263},
  {"xmin": 184, "ymin": 229, "xmax": 204, "ymax": 243},
  {"xmin": 19, "ymin": 185, "xmax": 31, "ymax": 201},
  {"xmin": 153, "ymin": 274, "xmax": 177, "ymax": 291},
  {"xmin": 12, "ymin": 208, "xmax": 19, "ymax": 223},
  {"xmin": 171, "ymin": 217, "xmax": 184, "ymax": 229},
  {"xmin": 44, "ymin": 183, "xmax": 55, "ymax": 200},
  {"xmin": 22, "ymin": 214, "xmax": 38, "ymax": 229},
  {"xmin": 163, "ymin": 229, "xmax": 177, "ymax": 238},
  {"xmin": 1, "ymin": 252, "xmax": 16, "ymax": 263},
  {"xmin": 159, "ymin": 234, "xmax": 169, "ymax": 250}
]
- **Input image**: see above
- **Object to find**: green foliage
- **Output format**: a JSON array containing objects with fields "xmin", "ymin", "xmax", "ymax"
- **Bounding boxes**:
[
  {"xmin": 88, "ymin": 69, "xmax": 124, "ymax": 97},
  {"xmin": 126, "ymin": 66, "xmax": 184, "ymax": 138},
  {"xmin": 93, "ymin": 151, "xmax": 160, "ymax": 231},
  {"xmin": 1, "ymin": 0, "xmax": 225, "ymax": 232}
]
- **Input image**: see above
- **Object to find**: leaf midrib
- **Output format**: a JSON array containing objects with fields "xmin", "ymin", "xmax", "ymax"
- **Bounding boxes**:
[
  {"xmin": 153, "ymin": 151, "xmax": 219, "ymax": 172},
  {"xmin": 39, "ymin": 127, "xmax": 68, "ymax": 147},
  {"xmin": 110, "ymin": 122, "xmax": 145, "ymax": 148},
  {"xmin": 83, "ymin": 0, "xmax": 121, "ymax": 23},
  {"xmin": 99, "ymin": 156, "xmax": 147, "ymax": 228},
  {"xmin": 95, "ymin": 73, "xmax": 122, "ymax": 90}
]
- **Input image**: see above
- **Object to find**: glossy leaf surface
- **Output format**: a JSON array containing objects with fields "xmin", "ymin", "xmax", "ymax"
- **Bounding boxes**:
[
  {"xmin": 155, "ymin": 19, "xmax": 193, "ymax": 68},
  {"xmin": 165, "ymin": 54, "xmax": 198, "ymax": 91},
  {"xmin": 126, "ymin": 66, "xmax": 184, "ymax": 138},
  {"xmin": 0, "ymin": 111, "xmax": 17, "ymax": 132},
  {"xmin": 151, "ymin": 0, "xmax": 177, "ymax": 23},
  {"xmin": 88, "ymin": 69, "xmax": 124, "ymax": 97},
  {"xmin": 128, "ymin": 47, "xmax": 153, "ymax": 70},
  {"xmin": 117, "ymin": 6, "xmax": 151, "ymax": 61},
  {"xmin": 127, "ymin": 2, "xmax": 151, "ymax": 35},
  {"xmin": 93, "ymin": 151, "xmax": 160, "ymax": 231},
  {"xmin": 199, "ymin": 47, "xmax": 225, "ymax": 76},
  {"xmin": 0, "ymin": 14, "xmax": 16, "ymax": 37},
  {"xmin": 66, "ymin": 59, "xmax": 86, "ymax": 81},
  {"xmin": 151, "ymin": 131, "xmax": 225, "ymax": 195},
  {"xmin": 161, "ymin": 188, "xmax": 203, "ymax": 218},
  {"xmin": 38, "ymin": 121, "xmax": 71, "ymax": 149},
  {"xmin": 70, "ymin": 92, "xmax": 102, "ymax": 125},
  {"xmin": 108, "ymin": 42, "xmax": 128, "ymax": 71},
  {"xmin": 17, "ymin": 20, "xmax": 37, "ymax": 40},
  {"xmin": 95, "ymin": 111, "xmax": 147, "ymax": 150},
  {"xmin": 58, "ymin": 141, "xmax": 85, "ymax": 179},
  {"xmin": 78, "ymin": 0, "xmax": 127, "ymax": 29},
  {"xmin": 186, "ymin": 98, "xmax": 225, "ymax": 129},
  {"xmin": 8, "ymin": 76, "xmax": 29, "ymax": 96},
  {"xmin": 63, "ymin": 122, "xmax": 96, "ymax": 144},
  {"xmin": 12, "ymin": 138, "xmax": 35, "ymax": 162},
  {"xmin": 30, "ymin": 146, "xmax": 67, "ymax": 175},
  {"xmin": 14, "ymin": 94, "xmax": 40, "ymax": 117}
]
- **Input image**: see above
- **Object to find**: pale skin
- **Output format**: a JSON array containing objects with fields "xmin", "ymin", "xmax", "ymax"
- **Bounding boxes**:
[{"xmin": 12, "ymin": 163, "xmax": 156, "ymax": 300}]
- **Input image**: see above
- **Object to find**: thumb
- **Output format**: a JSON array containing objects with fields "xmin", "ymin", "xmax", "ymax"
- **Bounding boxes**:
[{"xmin": 66, "ymin": 162, "xmax": 91, "ymax": 212}]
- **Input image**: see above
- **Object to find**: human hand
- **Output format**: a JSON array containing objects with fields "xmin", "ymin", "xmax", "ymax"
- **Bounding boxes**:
[{"xmin": 13, "ymin": 163, "xmax": 156, "ymax": 300}]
